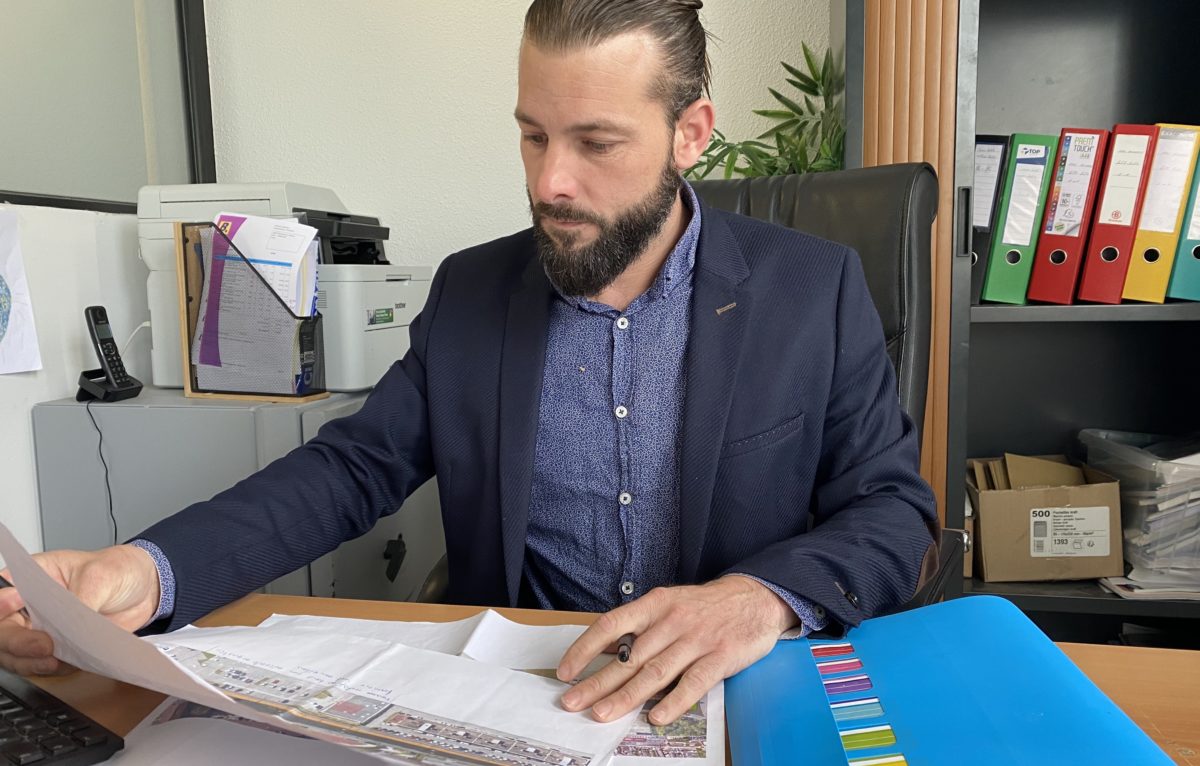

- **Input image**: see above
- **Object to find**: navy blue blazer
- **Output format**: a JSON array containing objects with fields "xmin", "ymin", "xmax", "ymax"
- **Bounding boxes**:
[{"xmin": 141, "ymin": 206, "xmax": 937, "ymax": 632}]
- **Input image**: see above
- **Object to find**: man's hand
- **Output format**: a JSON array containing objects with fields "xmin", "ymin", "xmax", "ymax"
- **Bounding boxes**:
[
  {"xmin": 556, "ymin": 576, "xmax": 798, "ymax": 725},
  {"xmin": 0, "ymin": 545, "xmax": 161, "ymax": 676}
]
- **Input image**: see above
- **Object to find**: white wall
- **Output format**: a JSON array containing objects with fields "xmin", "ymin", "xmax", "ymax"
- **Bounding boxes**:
[
  {"xmin": 0, "ymin": 207, "xmax": 148, "ymax": 554},
  {"xmin": 205, "ymin": 0, "xmax": 830, "ymax": 267}
]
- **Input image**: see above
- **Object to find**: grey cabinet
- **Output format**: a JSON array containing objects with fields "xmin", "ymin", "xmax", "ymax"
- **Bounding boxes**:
[{"xmin": 32, "ymin": 388, "xmax": 444, "ymax": 603}]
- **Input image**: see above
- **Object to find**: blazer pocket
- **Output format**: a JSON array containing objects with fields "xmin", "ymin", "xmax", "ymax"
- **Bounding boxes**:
[{"xmin": 722, "ymin": 412, "xmax": 806, "ymax": 458}]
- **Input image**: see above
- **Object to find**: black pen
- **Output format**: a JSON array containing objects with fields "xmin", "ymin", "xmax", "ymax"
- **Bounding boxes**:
[
  {"xmin": 0, "ymin": 574, "xmax": 31, "ymax": 621},
  {"xmin": 617, "ymin": 632, "xmax": 636, "ymax": 663}
]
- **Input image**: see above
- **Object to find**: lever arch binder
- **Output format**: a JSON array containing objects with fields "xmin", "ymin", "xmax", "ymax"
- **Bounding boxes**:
[
  {"xmin": 1076, "ymin": 124, "xmax": 1159, "ymax": 304},
  {"xmin": 980, "ymin": 134, "xmax": 1058, "ymax": 304},
  {"xmin": 1026, "ymin": 128, "xmax": 1109, "ymax": 304}
]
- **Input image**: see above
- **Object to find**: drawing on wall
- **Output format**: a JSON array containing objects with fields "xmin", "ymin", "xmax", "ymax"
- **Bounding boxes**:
[{"xmin": 0, "ymin": 211, "xmax": 42, "ymax": 374}]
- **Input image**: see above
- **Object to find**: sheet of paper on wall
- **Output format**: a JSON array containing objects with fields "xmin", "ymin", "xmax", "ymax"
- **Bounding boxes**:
[
  {"xmin": 0, "ymin": 210, "xmax": 43, "ymax": 374},
  {"xmin": 0, "ymin": 523, "xmax": 635, "ymax": 766}
]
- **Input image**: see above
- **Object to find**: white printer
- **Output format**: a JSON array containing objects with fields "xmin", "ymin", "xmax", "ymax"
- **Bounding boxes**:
[{"xmin": 136, "ymin": 183, "xmax": 431, "ymax": 391}]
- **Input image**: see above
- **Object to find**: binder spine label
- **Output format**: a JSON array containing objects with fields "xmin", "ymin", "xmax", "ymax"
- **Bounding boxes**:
[
  {"xmin": 1002, "ymin": 145, "xmax": 1049, "ymax": 247},
  {"xmin": 1029, "ymin": 506, "xmax": 1111, "ymax": 557},
  {"xmin": 1140, "ymin": 128, "xmax": 1199, "ymax": 234},
  {"xmin": 1097, "ymin": 133, "xmax": 1151, "ymax": 227},
  {"xmin": 1187, "ymin": 188, "xmax": 1200, "ymax": 241},
  {"xmin": 1043, "ymin": 133, "xmax": 1101, "ymax": 238},
  {"xmin": 973, "ymin": 142, "xmax": 1006, "ymax": 228}
]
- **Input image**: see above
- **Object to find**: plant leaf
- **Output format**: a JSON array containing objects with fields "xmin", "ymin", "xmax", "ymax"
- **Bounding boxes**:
[
  {"xmin": 756, "ymin": 118, "xmax": 800, "ymax": 139},
  {"xmin": 752, "ymin": 109, "xmax": 796, "ymax": 120},
  {"xmin": 723, "ymin": 148, "xmax": 741, "ymax": 179},
  {"xmin": 769, "ymin": 87, "xmax": 808, "ymax": 117},
  {"xmin": 786, "ymin": 77, "xmax": 820, "ymax": 97},
  {"xmin": 802, "ymin": 42, "xmax": 821, "ymax": 81},
  {"xmin": 781, "ymin": 61, "xmax": 809, "ymax": 82}
]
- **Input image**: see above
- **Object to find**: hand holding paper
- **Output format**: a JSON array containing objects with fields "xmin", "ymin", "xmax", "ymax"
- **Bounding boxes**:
[{"xmin": 0, "ymin": 543, "xmax": 161, "ymax": 677}]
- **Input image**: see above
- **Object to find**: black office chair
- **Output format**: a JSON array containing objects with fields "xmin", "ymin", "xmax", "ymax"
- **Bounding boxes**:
[{"xmin": 694, "ymin": 165, "xmax": 951, "ymax": 612}]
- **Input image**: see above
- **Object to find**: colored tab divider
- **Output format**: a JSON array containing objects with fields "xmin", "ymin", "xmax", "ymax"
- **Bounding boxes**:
[
  {"xmin": 841, "ymin": 724, "xmax": 898, "ymax": 751},
  {"xmin": 823, "ymin": 673, "xmax": 873, "ymax": 695},
  {"xmin": 812, "ymin": 642, "xmax": 909, "ymax": 766},
  {"xmin": 816, "ymin": 657, "xmax": 864, "ymax": 675},
  {"xmin": 830, "ymin": 697, "xmax": 885, "ymax": 723},
  {"xmin": 811, "ymin": 642, "xmax": 855, "ymax": 658}
]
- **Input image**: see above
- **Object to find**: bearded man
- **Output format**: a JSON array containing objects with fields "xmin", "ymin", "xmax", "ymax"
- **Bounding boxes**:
[{"xmin": 1, "ymin": 0, "xmax": 936, "ymax": 726}]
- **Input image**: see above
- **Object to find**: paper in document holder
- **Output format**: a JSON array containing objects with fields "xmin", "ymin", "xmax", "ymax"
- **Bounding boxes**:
[{"xmin": 176, "ymin": 222, "xmax": 327, "ymax": 400}]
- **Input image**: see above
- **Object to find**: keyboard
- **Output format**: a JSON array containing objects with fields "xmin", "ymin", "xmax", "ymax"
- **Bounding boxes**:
[{"xmin": 0, "ymin": 668, "xmax": 122, "ymax": 765}]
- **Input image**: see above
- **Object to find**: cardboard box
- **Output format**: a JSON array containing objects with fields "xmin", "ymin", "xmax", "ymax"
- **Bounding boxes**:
[{"xmin": 967, "ymin": 455, "xmax": 1124, "ymax": 582}]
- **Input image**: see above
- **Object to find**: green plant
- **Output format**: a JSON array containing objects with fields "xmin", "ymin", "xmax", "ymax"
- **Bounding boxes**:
[{"xmin": 687, "ymin": 43, "xmax": 845, "ymax": 180}]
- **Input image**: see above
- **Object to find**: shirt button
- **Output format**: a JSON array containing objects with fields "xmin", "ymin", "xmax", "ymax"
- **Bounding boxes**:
[
  {"xmin": 614, "ymin": 405, "xmax": 629, "ymax": 419},
  {"xmin": 618, "ymin": 492, "xmax": 632, "ymax": 506},
  {"xmin": 620, "ymin": 581, "xmax": 635, "ymax": 595},
  {"xmin": 616, "ymin": 317, "xmax": 630, "ymax": 330}
]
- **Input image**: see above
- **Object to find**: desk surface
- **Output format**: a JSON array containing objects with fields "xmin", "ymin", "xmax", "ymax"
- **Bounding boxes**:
[{"xmin": 34, "ymin": 595, "xmax": 1200, "ymax": 766}]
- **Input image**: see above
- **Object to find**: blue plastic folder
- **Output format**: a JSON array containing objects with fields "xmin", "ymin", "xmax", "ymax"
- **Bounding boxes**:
[{"xmin": 726, "ymin": 596, "xmax": 1172, "ymax": 766}]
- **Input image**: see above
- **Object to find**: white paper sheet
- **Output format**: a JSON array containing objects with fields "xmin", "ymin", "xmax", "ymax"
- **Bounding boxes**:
[
  {"xmin": 0, "ymin": 211, "xmax": 43, "ymax": 374},
  {"xmin": 258, "ymin": 612, "xmax": 725, "ymax": 766},
  {"xmin": 213, "ymin": 212, "xmax": 318, "ymax": 316},
  {"xmin": 114, "ymin": 698, "xmax": 378, "ymax": 765},
  {"xmin": 0, "ymin": 525, "xmax": 634, "ymax": 766}
]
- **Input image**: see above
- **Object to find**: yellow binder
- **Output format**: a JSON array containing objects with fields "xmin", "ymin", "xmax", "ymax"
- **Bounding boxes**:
[{"xmin": 1123, "ymin": 124, "xmax": 1200, "ymax": 303}]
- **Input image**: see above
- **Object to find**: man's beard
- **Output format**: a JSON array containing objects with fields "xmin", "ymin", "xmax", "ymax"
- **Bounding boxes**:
[{"xmin": 530, "ymin": 162, "xmax": 682, "ymax": 299}]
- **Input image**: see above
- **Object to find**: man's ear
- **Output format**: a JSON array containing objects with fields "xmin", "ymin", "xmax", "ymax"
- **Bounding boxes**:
[{"xmin": 673, "ymin": 98, "xmax": 716, "ymax": 173}]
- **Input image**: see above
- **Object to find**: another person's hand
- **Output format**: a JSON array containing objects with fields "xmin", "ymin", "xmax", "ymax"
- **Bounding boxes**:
[
  {"xmin": 556, "ymin": 575, "xmax": 798, "ymax": 725},
  {"xmin": 0, "ymin": 545, "xmax": 161, "ymax": 676}
]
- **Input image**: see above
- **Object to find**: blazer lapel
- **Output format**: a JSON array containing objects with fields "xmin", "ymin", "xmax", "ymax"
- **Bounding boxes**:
[
  {"xmin": 677, "ymin": 209, "xmax": 752, "ymax": 584},
  {"xmin": 498, "ymin": 254, "xmax": 554, "ymax": 606}
]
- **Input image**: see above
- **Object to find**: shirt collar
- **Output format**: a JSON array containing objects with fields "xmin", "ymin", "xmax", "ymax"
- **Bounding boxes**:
[{"xmin": 555, "ymin": 180, "xmax": 702, "ymax": 315}]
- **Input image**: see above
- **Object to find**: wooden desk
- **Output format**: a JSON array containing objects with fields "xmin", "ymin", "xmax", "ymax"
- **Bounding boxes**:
[{"xmin": 34, "ymin": 595, "xmax": 1200, "ymax": 765}]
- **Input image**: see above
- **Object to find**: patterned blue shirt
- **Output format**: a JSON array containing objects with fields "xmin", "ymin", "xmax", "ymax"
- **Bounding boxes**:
[
  {"xmin": 523, "ymin": 182, "xmax": 826, "ymax": 635},
  {"xmin": 138, "ymin": 183, "xmax": 826, "ymax": 635}
]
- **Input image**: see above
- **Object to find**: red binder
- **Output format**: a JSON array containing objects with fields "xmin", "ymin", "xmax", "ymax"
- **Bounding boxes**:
[
  {"xmin": 1027, "ymin": 129, "xmax": 1109, "ymax": 304},
  {"xmin": 1076, "ymin": 124, "xmax": 1159, "ymax": 304}
]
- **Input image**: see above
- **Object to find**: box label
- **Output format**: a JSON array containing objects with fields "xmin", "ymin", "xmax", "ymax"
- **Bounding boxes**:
[{"xmin": 1029, "ymin": 507, "xmax": 1110, "ymax": 557}]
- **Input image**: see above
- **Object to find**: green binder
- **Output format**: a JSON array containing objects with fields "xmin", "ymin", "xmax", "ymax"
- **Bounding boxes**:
[{"xmin": 981, "ymin": 133, "xmax": 1058, "ymax": 304}]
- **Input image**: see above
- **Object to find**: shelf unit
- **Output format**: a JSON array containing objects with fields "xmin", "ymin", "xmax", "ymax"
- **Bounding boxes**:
[{"xmin": 944, "ymin": 0, "xmax": 1200, "ymax": 640}]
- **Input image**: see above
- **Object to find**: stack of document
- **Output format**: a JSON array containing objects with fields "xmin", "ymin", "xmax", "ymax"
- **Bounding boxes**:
[
  {"xmin": 1102, "ymin": 567, "xmax": 1200, "ymax": 600},
  {"xmin": 192, "ymin": 212, "xmax": 321, "ymax": 394},
  {"xmin": 0, "ymin": 524, "xmax": 722, "ymax": 766}
]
